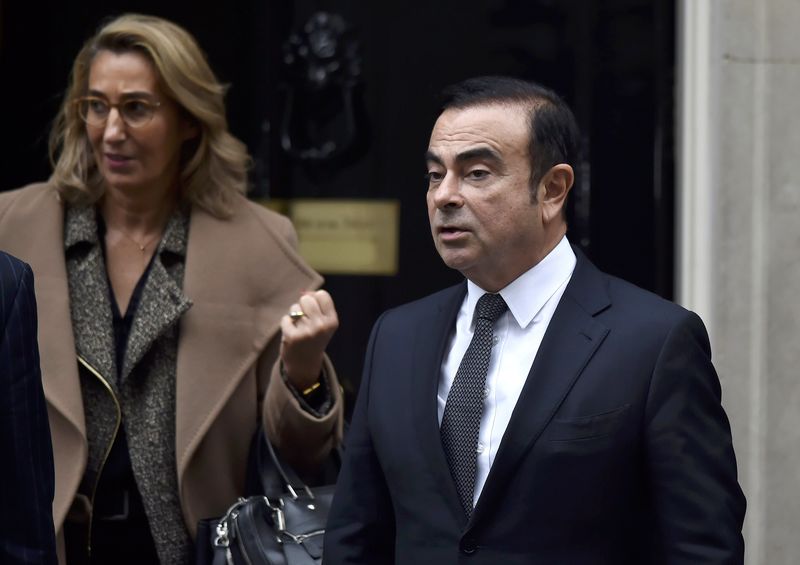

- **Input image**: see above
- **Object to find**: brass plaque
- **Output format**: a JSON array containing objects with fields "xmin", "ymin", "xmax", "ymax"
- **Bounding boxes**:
[{"xmin": 258, "ymin": 198, "xmax": 399, "ymax": 275}]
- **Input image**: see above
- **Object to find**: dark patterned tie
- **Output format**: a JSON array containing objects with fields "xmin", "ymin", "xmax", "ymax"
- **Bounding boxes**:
[{"xmin": 441, "ymin": 292, "xmax": 508, "ymax": 516}]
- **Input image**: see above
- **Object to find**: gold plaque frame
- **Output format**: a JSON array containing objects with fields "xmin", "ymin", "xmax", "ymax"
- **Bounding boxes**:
[{"xmin": 258, "ymin": 198, "xmax": 400, "ymax": 276}]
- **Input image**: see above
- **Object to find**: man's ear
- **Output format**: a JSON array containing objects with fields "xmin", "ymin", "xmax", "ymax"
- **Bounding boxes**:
[{"xmin": 539, "ymin": 164, "xmax": 574, "ymax": 222}]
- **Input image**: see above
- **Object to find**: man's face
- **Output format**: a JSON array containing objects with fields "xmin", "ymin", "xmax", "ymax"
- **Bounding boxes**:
[{"xmin": 426, "ymin": 104, "xmax": 546, "ymax": 291}]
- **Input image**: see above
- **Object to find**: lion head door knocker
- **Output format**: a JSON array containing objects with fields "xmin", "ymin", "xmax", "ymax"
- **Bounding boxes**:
[{"xmin": 280, "ymin": 11, "xmax": 367, "ymax": 170}]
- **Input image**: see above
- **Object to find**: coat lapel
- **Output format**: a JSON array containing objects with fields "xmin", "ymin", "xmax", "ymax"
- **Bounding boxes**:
[
  {"xmin": 36, "ymin": 265, "xmax": 85, "ymax": 439},
  {"xmin": 65, "ymin": 225, "xmax": 117, "ymax": 387},
  {"xmin": 121, "ymin": 215, "xmax": 192, "ymax": 382},
  {"xmin": 175, "ymin": 200, "xmax": 322, "ymax": 481},
  {"xmin": 411, "ymin": 283, "xmax": 469, "ymax": 526},
  {"xmin": 0, "ymin": 184, "xmax": 89, "ymax": 527},
  {"xmin": 0, "ymin": 186, "xmax": 87, "ymax": 436},
  {"xmin": 471, "ymin": 250, "xmax": 611, "ymax": 524}
]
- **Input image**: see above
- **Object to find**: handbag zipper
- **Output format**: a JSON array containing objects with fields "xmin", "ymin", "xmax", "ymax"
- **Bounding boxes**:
[
  {"xmin": 233, "ymin": 515, "xmax": 256, "ymax": 565},
  {"xmin": 279, "ymin": 529, "xmax": 325, "ymax": 544},
  {"xmin": 77, "ymin": 354, "xmax": 122, "ymax": 559}
]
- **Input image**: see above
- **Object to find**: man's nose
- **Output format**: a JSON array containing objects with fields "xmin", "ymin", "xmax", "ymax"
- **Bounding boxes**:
[{"xmin": 431, "ymin": 173, "xmax": 463, "ymax": 208}]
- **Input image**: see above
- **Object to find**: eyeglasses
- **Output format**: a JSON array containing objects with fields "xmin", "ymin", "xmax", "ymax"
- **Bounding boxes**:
[{"xmin": 74, "ymin": 96, "xmax": 162, "ymax": 128}]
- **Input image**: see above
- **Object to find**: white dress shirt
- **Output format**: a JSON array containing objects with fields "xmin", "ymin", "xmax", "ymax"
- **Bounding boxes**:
[{"xmin": 437, "ymin": 236, "xmax": 577, "ymax": 506}]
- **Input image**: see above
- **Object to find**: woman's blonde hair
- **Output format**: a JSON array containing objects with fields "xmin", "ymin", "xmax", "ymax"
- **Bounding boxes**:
[{"xmin": 49, "ymin": 13, "xmax": 250, "ymax": 218}]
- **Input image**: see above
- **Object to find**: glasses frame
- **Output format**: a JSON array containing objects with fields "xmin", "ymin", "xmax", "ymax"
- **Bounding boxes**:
[{"xmin": 73, "ymin": 95, "xmax": 162, "ymax": 129}]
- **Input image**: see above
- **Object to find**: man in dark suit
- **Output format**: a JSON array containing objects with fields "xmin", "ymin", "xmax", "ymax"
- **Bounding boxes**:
[
  {"xmin": 324, "ymin": 76, "xmax": 746, "ymax": 564},
  {"xmin": 0, "ymin": 251, "xmax": 57, "ymax": 564}
]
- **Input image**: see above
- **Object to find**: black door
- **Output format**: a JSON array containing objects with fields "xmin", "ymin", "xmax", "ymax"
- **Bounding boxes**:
[{"xmin": 0, "ymin": 0, "xmax": 675, "ymax": 414}]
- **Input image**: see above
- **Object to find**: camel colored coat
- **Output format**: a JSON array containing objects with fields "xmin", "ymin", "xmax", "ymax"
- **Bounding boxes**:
[{"xmin": 0, "ymin": 182, "xmax": 343, "ymax": 560}]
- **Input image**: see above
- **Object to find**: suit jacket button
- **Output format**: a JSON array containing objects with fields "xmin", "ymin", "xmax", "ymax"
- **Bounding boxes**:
[{"xmin": 460, "ymin": 537, "xmax": 478, "ymax": 554}]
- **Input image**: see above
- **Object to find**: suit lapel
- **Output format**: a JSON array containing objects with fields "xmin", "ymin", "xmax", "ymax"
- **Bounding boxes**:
[
  {"xmin": 411, "ymin": 283, "xmax": 470, "ymax": 526},
  {"xmin": 472, "ymin": 250, "xmax": 611, "ymax": 524}
]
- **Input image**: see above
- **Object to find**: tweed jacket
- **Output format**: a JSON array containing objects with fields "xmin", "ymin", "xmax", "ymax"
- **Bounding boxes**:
[
  {"xmin": 64, "ymin": 203, "xmax": 197, "ymax": 563},
  {"xmin": 0, "ymin": 182, "xmax": 344, "ymax": 563}
]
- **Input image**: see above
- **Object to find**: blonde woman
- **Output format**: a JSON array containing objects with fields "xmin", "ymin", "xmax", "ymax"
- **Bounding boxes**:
[{"xmin": 0, "ymin": 13, "xmax": 343, "ymax": 564}]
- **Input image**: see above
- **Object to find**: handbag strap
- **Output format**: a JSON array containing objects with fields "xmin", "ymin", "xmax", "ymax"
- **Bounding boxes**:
[
  {"xmin": 246, "ymin": 422, "xmax": 349, "ymax": 499},
  {"xmin": 259, "ymin": 428, "xmax": 310, "ymax": 499}
]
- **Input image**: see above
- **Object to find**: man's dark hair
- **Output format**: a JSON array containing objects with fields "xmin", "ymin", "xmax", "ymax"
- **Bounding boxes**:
[{"xmin": 438, "ymin": 76, "xmax": 581, "ymax": 199}]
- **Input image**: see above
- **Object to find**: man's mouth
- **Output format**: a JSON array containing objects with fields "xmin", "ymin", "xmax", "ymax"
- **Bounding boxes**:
[{"xmin": 437, "ymin": 225, "xmax": 469, "ymax": 240}]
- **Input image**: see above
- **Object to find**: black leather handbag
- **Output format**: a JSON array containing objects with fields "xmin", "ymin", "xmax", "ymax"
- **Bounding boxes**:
[{"xmin": 195, "ymin": 428, "xmax": 340, "ymax": 565}]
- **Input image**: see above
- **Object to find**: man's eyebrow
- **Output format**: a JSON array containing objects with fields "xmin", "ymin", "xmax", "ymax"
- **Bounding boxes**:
[
  {"xmin": 455, "ymin": 147, "xmax": 502, "ymax": 166},
  {"xmin": 424, "ymin": 150, "xmax": 443, "ymax": 166},
  {"xmin": 424, "ymin": 147, "xmax": 503, "ymax": 167}
]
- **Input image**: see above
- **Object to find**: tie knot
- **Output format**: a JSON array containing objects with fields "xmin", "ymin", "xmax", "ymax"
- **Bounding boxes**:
[{"xmin": 475, "ymin": 293, "xmax": 507, "ymax": 323}]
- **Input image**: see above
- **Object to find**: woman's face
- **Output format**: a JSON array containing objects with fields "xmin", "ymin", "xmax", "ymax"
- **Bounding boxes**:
[{"xmin": 85, "ymin": 49, "xmax": 196, "ymax": 197}]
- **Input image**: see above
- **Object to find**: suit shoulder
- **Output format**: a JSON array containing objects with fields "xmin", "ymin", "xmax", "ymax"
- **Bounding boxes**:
[
  {"xmin": 605, "ymin": 273, "xmax": 688, "ymax": 316},
  {"xmin": 379, "ymin": 284, "xmax": 464, "ymax": 325},
  {"xmin": 593, "ymin": 270, "xmax": 707, "ymax": 344},
  {"xmin": 565, "ymin": 262, "xmax": 713, "ymax": 364},
  {"xmin": 569, "ymin": 252, "xmax": 689, "ymax": 321},
  {"xmin": 568, "ymin": 251, "xmax": 703, "ymax": 338}
]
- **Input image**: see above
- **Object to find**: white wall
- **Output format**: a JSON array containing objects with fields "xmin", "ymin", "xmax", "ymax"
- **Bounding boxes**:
[{"xmin": 678, "ymin": 1, "xmax": 800, "ymax": 562}]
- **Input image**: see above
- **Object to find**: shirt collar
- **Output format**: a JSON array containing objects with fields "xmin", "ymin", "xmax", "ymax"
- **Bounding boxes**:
[{"xmin": 466, "ymin": 236, "xmax": 576, "ymax": 329}]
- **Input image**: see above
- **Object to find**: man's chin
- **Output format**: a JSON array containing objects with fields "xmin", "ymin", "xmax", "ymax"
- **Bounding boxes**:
[{"xmin": 437, "ymin": 251, "xmax": 474, "ymax": 274}]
